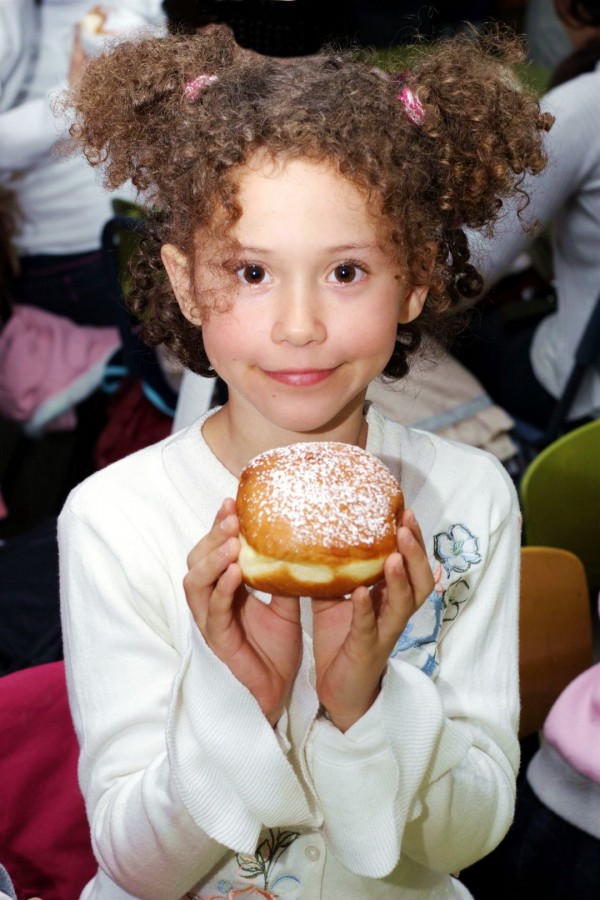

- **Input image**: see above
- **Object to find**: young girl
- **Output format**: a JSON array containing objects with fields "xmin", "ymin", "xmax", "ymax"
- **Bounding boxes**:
[{"xmin": 59, "ymin": 26, "xmax": 551, "ymax": 899}]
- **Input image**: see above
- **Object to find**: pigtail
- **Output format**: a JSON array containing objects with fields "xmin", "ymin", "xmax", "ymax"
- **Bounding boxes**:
[
  {"xmin": 66, "ymin": 27, "xmax": 240, "ymax": 377},
  {"xmin": 404, "ymin": 27, "xmax": 553, "ymax": 234},
  {"xmin": 380, "ymin": 28, "xmax": 553, "ymax": 377},
  {"xmin": 68, "ymin": 26, "xmax": 238, "ymax": 197}
]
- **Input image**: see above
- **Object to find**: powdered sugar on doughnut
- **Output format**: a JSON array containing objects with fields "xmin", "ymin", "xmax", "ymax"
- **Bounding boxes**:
[{"xmin": 238, "ymin": 442, "xmax": 402, "ymax": 553}]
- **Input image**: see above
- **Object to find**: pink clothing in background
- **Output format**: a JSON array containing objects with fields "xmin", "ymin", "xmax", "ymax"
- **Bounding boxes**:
[
  {"xmin": 0, "ymin": 304, "xmax": 120, "ymax": 435},
  {"xmin": 544, "ymin": 661, "xmax": 600, "ymax": 784}
]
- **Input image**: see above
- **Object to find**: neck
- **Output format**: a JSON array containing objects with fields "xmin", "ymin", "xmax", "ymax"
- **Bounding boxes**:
[{"xmin": 202, "ymin": 399, "xmax": 369, "ymax": 477}]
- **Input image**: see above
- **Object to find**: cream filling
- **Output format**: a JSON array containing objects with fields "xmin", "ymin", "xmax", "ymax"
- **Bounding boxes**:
[{"xmin": 239, "ymin": 535, "xmax": 386, "ymax": 585}]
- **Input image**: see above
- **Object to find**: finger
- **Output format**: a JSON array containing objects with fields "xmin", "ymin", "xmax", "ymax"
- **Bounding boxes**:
[
  {"xmin": 184, "ymin": 534, "xmax": 240, "ymax": 603},
  {"xmin": 377, "ymin": 551, "xmax": 421, "ymax": 642},
  {"xmin": 347, "ymin": 586, "xmax": 378, "ymax": 648},
  {"xmin": 311, "ymin": 597, "xmax": 345, "ymax": 613},
  {"xmin": 203, "ymin": 563, "xmax": 248, "ymax": 658},
  {"xmin": 396, "ymin": 526, "xmax": 434, "ymax": 603},
  {"xmin": 382, "ymin": 551, "xmax": 412, "ymax": 600},
  {"xmin": 400, "ymin": 508, "xmax": 428, "ymax": 552},
  {"xmin": 187, "ymin": 498, "xmax": 238, "ymax": 568},
  {"xmin": 196, "ymin": 561, "xmax": 245, "ymax": 641},
  {"xmin": 269, "ymin": 594, "xmax": 303, "ymax": 624},
  {"xmin": 205, "ymin": 562, "xmax": 244, "ymax": 624}
]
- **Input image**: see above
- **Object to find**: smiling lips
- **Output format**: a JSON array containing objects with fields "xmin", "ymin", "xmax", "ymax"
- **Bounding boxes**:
[{"xmin": 263, "ymin": 369, "xmax": 336, "ymax": 387}]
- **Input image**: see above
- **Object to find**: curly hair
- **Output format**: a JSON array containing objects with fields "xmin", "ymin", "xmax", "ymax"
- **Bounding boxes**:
[{"xmin": 68, "ymin": 25, "xmax": 552, "ymax": 379}]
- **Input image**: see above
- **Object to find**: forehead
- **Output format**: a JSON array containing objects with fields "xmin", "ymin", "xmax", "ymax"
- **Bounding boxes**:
[{"xmin": 229, "ymin": 152, "xmax": 382, "ymax": 244}]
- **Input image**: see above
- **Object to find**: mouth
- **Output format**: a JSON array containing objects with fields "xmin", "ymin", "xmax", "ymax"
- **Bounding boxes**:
[{"xmin": 262, "ymin": 369, "xmax": 336, "ymax": 387}]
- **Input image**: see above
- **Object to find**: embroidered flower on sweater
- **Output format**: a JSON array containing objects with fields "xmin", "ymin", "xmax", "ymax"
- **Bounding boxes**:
[
  {"xmin": 434, "ymin": 524, "xmax": 481, "ymax": 576},
  {"xmin": 391, "ymin": 523, "xmax": 482, "ymax": 675},
  {"xmin": 193, "ymin": 829, "xmax": 301, "ymax": 899}
]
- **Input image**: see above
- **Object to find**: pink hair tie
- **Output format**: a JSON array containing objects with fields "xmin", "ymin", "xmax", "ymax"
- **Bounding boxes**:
[
  {"xmin": 397, "ymin": 87, "xmax": 425, "ymax": 126},
  {"xmin": 184, "ymin": 73, "xmax": 219, "ymax": 101}
]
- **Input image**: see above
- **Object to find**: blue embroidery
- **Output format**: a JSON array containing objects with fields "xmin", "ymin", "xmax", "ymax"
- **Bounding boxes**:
[
  {"xmin": 393, "ymin": 591, "xmax": 444, "ymax": 652},
  {"xmin": 391, "ymin": 523, "xmax": 482, "ymax": 677},
  {"xmin": 391, "ymin": 590, "xmax": 444, "ymax": 675},
  {"xmin": 434, "ymin": 524, "xmax": 481, "ymax": 576}
]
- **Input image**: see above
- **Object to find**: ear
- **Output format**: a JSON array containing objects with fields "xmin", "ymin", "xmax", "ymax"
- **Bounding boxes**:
[
  {"xmin": 398, "ymin": 283, "xmax": 429, "ymax": 324},
  {"xmin": 398, "ymin": 242, "xmax": 435, "ymax": 323},
  {"xmin": 160, "ymin": 243, "xmax": 197, "ymax": 325}
]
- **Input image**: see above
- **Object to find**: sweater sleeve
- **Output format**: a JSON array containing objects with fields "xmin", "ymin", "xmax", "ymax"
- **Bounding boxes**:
[
  {"xmin": 304, "ymin": 471, "xmax": 521, "ymax": 878},
  {"xmin": 0, "ymin": 87, "xmax": 68, "ymax": 172},
  {"xmin": 466, "ymin": 73, "xmax": 600, "ymax": 290},
  {"xmin": 59, "ymin": 491, "xmax": 313, "ymax": 900}
]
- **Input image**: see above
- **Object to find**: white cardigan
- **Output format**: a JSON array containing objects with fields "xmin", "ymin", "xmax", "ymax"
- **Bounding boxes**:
[{"xmin": 59, "ymin": 405, "xmax": 521, "ymax": 899}]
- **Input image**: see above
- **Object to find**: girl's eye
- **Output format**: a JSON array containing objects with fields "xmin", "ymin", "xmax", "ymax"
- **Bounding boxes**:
[
  {"xmin": 327, "ymin": 263, "xmax": 366, "ymax": 285},
  {"xmin": 236, "ymin": 264, "xmax": 271, "ymax": 285}
]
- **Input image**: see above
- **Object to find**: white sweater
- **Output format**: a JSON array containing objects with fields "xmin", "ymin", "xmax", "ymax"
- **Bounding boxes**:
[
  {"xmin": 468, "ymin": 66, "xmax": 600, "ymax": 421},
  {"xmin": 59, "ymin": 405, "xmax": 521, "ymax": 899}
]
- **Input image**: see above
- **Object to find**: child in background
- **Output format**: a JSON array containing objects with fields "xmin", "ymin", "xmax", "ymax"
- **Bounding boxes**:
[
  {"xmin": 461, "ymin": 593, "xmax": 600, "ymax": 898},
  {"xmin": 460, "ymin": 0, "xmax": 600, "ymax": 432},
  {"xmin": 59, "ymin": 26, "xmax": 550, "ymax": 899}
]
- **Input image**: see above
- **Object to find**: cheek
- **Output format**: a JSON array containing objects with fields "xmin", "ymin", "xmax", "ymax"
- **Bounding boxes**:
[
  {"xmin": 200, "ymin": 311, "xmax": 246, "ymax": 367},
  {"xmin": 354, "ymin": 323, "xmax": 397, "ymax": 362},
  {"xmin": 343, "ymin": 297, "xmax": 400, "ymax": 357}
]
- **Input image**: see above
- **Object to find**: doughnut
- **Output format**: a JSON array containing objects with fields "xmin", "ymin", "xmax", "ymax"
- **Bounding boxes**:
[{"xmin": 236, "ymin": 442, "xmax": 404, "ymax": 598}]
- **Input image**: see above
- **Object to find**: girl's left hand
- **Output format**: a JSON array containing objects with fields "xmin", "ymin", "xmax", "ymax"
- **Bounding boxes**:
[{"xmin": 312, "ymin": 509, "xmax": 434, "ymax": 732}]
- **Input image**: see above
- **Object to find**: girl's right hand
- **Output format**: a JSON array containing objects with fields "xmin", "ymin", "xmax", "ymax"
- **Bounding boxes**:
[{"xmin": 183, "ymin": 499, "xmax": 303, "ymax": 726}]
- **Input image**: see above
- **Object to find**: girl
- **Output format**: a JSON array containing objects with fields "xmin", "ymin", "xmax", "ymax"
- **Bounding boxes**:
[{"xmin": 59, "ymin": 26, "xmax": 551, "ymax": 899}]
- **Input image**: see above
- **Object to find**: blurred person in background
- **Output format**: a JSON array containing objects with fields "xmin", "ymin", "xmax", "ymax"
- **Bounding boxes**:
[
  {"xmin": 0, "ymin": 0, "xmax": 164, "ymax": 327},
  {"xmin": 456, "ymin": 0, "xmax": 600, "ymax": 433},
  {"xmin": 526, "ymin": 0, "xmax": 573, "ymax": 67},
  {"xmin": 461, "ymin": 594, "xmax": 600, "ymax": 899}
]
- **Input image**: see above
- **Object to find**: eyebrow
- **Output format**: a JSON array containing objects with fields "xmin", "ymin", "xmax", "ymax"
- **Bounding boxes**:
[
  {"xmin": 236, "ymin": 242, "xmax": 381, "ymax": 256},
  {"xmin": 324, "ymin": 242, "xmax": 380, "ymax": 254}
]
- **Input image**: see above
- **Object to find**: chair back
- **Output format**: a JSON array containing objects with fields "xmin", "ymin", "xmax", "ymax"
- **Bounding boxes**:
[
  {"xmin": 519, "ymin": 546, "xmax": 593, "ymax": 739},
  {"xmin": 519, "ymin": 418, "xmax": 600, "ymax": 590}
]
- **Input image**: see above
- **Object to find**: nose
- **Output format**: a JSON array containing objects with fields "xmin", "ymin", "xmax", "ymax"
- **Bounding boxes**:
[{"xmin": 271, "ymin": 280, "xmax": 326, "ymax": 346}]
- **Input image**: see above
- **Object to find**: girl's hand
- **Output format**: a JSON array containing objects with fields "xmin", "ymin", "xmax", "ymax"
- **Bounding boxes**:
[
  {"xmin": 184, "ymin": 499, "xmax": 303, "ymax": 726},
  {"xmin": 312, "ymin": 509, "xmax": 434, "ymax": 732}
]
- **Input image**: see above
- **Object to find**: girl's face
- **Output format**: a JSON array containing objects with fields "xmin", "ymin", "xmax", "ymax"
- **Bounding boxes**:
[{"xmin": 163, "ymin": 155, "xmax": 428, "ymax": 450}]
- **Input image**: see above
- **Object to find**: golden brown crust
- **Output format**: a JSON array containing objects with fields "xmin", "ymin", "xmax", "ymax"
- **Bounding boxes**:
[{"xmin": 236, "ymin": 442, "xmax": 404, "ymax": 597}]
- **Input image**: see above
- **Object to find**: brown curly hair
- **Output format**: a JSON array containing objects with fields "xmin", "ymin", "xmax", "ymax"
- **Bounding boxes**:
[{"xmin": 68, "ymin": 25, "xmax": 552, "ymax": 379}]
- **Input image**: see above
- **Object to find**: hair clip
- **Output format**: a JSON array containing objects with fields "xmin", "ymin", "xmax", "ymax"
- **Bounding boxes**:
[
  {"xmin": 397, "ymin": 87, "xmax": 425, "ymax": 126},
  {"xmin": 184, "ymin": 73, "xmax": 219, "ymax": 101}
]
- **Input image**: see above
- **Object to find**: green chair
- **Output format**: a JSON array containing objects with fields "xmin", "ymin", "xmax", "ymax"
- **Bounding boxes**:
[{"xmin": 519, "ymin": 418, "xmax": 600, "ymax": 590}]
